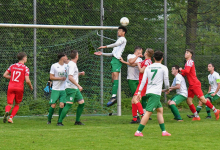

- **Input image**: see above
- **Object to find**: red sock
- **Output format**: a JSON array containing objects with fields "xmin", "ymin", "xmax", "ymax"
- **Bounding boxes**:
[
  {"xmin": 5, "ymin": 105, "xmax": 12, "ymax": 112},
  {"xmin": 136, "ymin": 102, "xmax": 144, "ymax": 115},
  {"xmin": 132, "ymin": 104, "xmax": 138, "ymax": 121},
  {"xmin": 205, "ymin": 100, "xmax": 215, "ymax": 110},
  {"xmin": 189, "ymin": 104, "xmax": 196, "ymax": 113},
  {"xmin": 10, "ymin": 105, "xmax": 19, "ymax": 118}
]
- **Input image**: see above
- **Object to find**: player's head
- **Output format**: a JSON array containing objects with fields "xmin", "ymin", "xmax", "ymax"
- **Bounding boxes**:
[
  {"xmin": 118, "ymin": 26, "xmax": 127, "ymax": 37},
  {"xmin": 145, "ymin": 48, "xmax": 154, "ymax": 58},
  {"xmin": 17, "ymin": 52, "xmax": 27, "ymax": 63},
  {"xmin": 172, "ymin": 65, "xmax": 180, "ymax": 75},
  {"xmin": 134, "ymin": 46, "xmax": 143, "ymax": 55},
  {"xmin": 185, "ymin": 49, "xmax": 193, "ymax": 59},
  {"xmin": 208, "ymin": 63, "xmax": 215, "ymax": 72},
  {"xmin": 153, "ymin": 51, "xmax": 163, "ymax": 62},
  {"xmin": 58, "ymin": 52, "xmax": 68, "ymax": 62},
  {"xmin": 70, "ymin": 50, "xmax": 78, "ymax": 60}
]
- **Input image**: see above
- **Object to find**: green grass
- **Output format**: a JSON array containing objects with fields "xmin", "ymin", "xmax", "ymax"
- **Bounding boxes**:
[{"xmin": 0, "ymin": 110, "xmax": 220, "ymax": 150}]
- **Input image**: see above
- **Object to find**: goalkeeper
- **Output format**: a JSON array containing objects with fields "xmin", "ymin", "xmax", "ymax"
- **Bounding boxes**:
[{"xmin": 94, "ymin": 26, "xmax": 127, "ymax": 107}]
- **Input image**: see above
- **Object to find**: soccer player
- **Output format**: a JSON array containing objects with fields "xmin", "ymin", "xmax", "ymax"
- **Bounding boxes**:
[
  {"xmin": 179, "ymin": 49, "xmax": 220, "ymax": 121},
  {"xmin": 94, "ymin": 26, "xmax": 127, "ymax": 107},
  {"xmin": 163, "ymin": 65, "xmax": 187, "ymax": 121},
  {"xmin": 134, "ymin": 51, "xmax": 171, "ymax": 137},
  {"xmin": 3, "ymin": 52, "xmax": 33, "ymax": 123},
  {"xmin": 47, "ymin": 52, "xmax": 68, "ymax": 124},
  {"xmin": 57, "ymin": 50, "xmax": 85, "ymax": 126},
  {"xmin": 188, "ymin": 63, "xmax": 220, "ymax": 119}
]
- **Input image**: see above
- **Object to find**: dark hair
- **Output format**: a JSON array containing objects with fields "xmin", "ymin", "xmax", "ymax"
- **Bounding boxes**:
[
  {"xmin": 118, "ymin": 26, "xmax": 127, "ymax": 34},
  {"xmin": 172, "ymin": 65, "xmax": 180, "ymax": 72},
  {"xmin": 186, "ymin": 49, "xmax": 194, "ymax": 56},
  {"xmin": 146, "ymin": 48, "xmax": 154, "ymax": 57},
  {"xmin": 58, "ymin": 52, "xmax": 66, "ymax": 60},
  {"xmin": 70, "ymin": 50, "xmax": 78, "ymax": 59},
  {"xmin": 134, "ymin": 46, "xmax": 142, "ymax": 53},
  {"xmin": 208, "ymin": 63, "xmax": 215, "ymax": 68},
  {"xmin": 153, "ymin": 51, "xmax": 163, "ymax": 61},
  {"xmin": 17, "ymin": 52, "xmax": 27, "ymax": 61}
]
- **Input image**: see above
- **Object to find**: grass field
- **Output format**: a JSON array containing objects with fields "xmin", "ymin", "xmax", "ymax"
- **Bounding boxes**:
[{"xmin": 0, "ymin": 110, "xmax": 220, "ymax": 150}]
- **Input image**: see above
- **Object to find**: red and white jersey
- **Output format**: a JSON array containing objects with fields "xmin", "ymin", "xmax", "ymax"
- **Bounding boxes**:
[
  {"xmin": 139, "ymin": 59, "xmax": 152, "ymax": 81},
  {"xmin": 7, "ymin": 63, "xmax": 30, "ymax": 90},
  {"xmin": 181, "ymin": 59, "xmax": 200, "ymax": 86}
]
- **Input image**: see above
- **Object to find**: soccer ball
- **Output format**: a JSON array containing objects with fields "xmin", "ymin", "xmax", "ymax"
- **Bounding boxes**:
[{"xmin": 120, "ymin": 17, "xmax": 129, "ymax": 26}]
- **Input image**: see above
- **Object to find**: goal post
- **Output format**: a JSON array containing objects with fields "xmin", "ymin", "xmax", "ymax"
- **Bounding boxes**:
[{"xmin": 0, "ymin": 23, "xmax": 122, "ymax": 116}]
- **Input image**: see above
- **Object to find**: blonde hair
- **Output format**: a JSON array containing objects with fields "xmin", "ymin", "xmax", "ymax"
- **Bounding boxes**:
[{"xmin": 146, "ymin": 48, "xmax": 154, "ymax": 57}]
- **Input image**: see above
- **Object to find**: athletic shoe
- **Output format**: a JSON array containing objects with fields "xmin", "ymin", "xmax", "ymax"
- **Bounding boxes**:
[
  {"xmin": 205, "ymin": 116, "xmax": 211, "ymax": 119},
  {"xmin": 8, "ymin": 118, "xmax": 13, "ymax": 123},
  {"xmin": 149, "ymin": 117, "xmax": 152, "ymax": 120},
  {"xmin": 47, "ymin": 121, "xmax": 51, "ymax": 124},
  {"xmin": 162, "ymin": 131, "xmax": 171, "ymax": 136},
  {"xmin": 177, "ymin": 119, "xmax": 184, "ymax": 122},
  {"xmin": 214, "ymin": 109, "xmax": 220, "ymax": 120},
  {"xmin": 3, "ymin": 112, "xmax": 9, "ymax": 123},
  {"xmin": 57, "ymin": 122, "xmax": 64, "ymax": 126},
  {"xmin": 137, "ymin": 116, "xmax": 140, "ymax": 123},
  {"xmin": 192, "ymin": 117, "xmax": 201, "ymax": 121},
  {"xmin": 106, "ymin": 97, "xmax": 117, "ymax": 107},
  {"xmin": 134, "ymin": 131, "xmax": 143, "ymax": 137},
  {"xmin": 74, "ymin": 121, "xmax": 85, "ymax": 125},
  {"xmin": 187, "ymin": 115, "xmax": 195, "ymax": 118},
  {"xmin": 130, "ymin": 120, "xmax": 139, "ymax": 124}
]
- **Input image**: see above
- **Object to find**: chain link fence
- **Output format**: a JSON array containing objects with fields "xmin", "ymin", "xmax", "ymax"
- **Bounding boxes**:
[{"xmin": 1, "ymin": 0, "xmax": 220, "ymax": 116}]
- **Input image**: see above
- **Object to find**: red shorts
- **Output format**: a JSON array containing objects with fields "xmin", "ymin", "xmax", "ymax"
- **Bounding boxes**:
[
  {"xmin": 188, "ymin": 85, "xmax": 204, "ymax": 98},
  {"xmin": 7, "ymin": 89, "xmax": 24, "ymax": 104},
  {"xmin": 134, "ymin": 81, "xmax": 147, "ymax": 97}
]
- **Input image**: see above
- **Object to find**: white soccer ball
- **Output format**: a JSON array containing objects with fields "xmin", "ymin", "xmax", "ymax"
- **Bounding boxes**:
[{"xmin": 120, "ymin": 17, "xmax": 129, "ymax": 26}]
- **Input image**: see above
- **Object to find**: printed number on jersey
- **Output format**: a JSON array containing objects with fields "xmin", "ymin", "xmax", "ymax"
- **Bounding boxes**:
[
  {"xmin": 151, "ymin": 69, "xmax": 158, "ymax": 80},
  {"xmin": 12, "ymin": 71, "xmax": 21, "ymax": 82}
]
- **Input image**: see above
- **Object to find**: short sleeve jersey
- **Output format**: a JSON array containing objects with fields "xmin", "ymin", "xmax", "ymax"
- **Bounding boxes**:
[
  {"xmin": 139, "ymin": 59, "xmax": 152, "ymax": 81},
  {"xmin": 7, "ymin": 63, "xmax": 30, "ymax": 90},
  {"xmin": 172, "ymin": 73, "xmax": 188, "ymax": 97},
  {"xmin": 127, "ymin": 54, "xmax": 142, "ymax": 80},
  {"xmin": 65, "ymin": 61, "xmax": 79, "ymax": 89},
  {"xmin": 208, "ymin": 71, "xmax": 220, "ymax": 97},
  {"xmin": 50, "ymin": 62, "xmax": 67, "ymax": 91},
  {"xmin": 140, "ymin": 63, "xmax": 170, "ymax": 96}
]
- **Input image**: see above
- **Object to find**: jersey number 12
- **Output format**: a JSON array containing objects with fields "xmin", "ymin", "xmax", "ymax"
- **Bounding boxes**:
[{"xmin": 12, "ymin": 71, "xmax": 21, "ymax": 82}]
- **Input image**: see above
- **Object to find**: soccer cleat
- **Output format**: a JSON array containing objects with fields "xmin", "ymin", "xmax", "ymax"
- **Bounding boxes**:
[
  {"xmin": 74, "ymin": 121, "xmax": 85, "ymax": 125},
  {"xmin": 106, "ymin": 97, "xmax": 117, "ymax": 107},
  {"xmin": 187, "ymin": 115, "xmax": 195, "ymax": 118},
  {"xmin": 205, "ymin": 116, "xmax": 211, "ymax": 119},
  {"xmin": 149, "ymin": 117, "xmax": 152, "ymax": 120},
  {"xmin": 162, "ymin": 131, "xmax": 171, "ymax": 136},
  {"xmin": 3, "ymin": 112, "xmax": 9, "ymax": 123},
  {"xmin": 8, "ymin": 118, "xmax": 13, "ymax": 123},
  {"xmin": 57, "ymin": 122, "xmax": 64, "ymax": 126},
  {"xmin": 137, "ymin": 116, "xmax": 141, "ymax": 123},
  {"xmin": 130, "ymin": 120, "xmax": 139, "ymax": 124},
  {"xmin": 192, "ymin": 117, "xmax": 201, "ymax": 121},
  {"xmin": 47, "ymin": 121, "xmax": 51, "ymax": 124},
  {"xmin": 134, "ymin": 131, "xmax": 143, "ymax": 137},
  {"xmin": 214, "ymin": 109, "xmax": 220, "ymax": 120}
]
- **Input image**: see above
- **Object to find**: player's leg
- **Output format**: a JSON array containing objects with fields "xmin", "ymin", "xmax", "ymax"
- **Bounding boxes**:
[
  {"xmin": 131, "ymin": 96, "xmax": 139, "ymax": 123},
  {"xmin": 170, "ymin": 95, "xmax": 186, "ymax": 121},
  {"xmin": 205, "ymin": 94, "xmax": 219, "ymax": 119},
  {"xmin": 3, "ymin": 89, "xmax": 14, "ymax": 123},
  {"xmin": 196, "ymin": 101, "xmax": 203, "ymax": 114},
  {"xmin": 57, "ymin": 90, "xmax": 67, "ymax": 121},
  {"xmin": 74, "ymin": 89, "xmax": 85, "ymax": 125},
  {"xmin": 48, "ymin": 90, "xmax": 59, "ymax": 124}
]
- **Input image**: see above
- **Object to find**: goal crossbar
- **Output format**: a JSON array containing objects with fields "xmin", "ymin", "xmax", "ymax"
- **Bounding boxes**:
[{"xmin": 0, "ymin": 23, "xmax": 118, "ymax": 30}]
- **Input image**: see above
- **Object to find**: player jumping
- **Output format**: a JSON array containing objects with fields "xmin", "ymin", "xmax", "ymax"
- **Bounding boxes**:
[
  {"xmin": 94, "ymin": 26, "xmax": 127, "ymax": 107},
  {"xmin": 3, "ymin": 52, "xmax": 33, "ymax": 123},
  {"xmin": 179, "ymin": 49, "xmax": 220, "ymax": 121}
]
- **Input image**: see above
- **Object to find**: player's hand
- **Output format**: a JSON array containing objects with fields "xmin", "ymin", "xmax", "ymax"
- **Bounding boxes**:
[
  {"xmin": 165, "ymin": 90, "xmax": 170, "ymax": 95},
  {"xmin": 61, "ymin": 77, "xmax": 66, "ymax": 81},
  {"xmin": 94, "ymin": 51, "xmax": 102, "ymax": 55},
  {"xmin": 179, "ymin": 68, "xmax": 182, "ymax": 71},
  {"xmin": 97, "ymin": 46, "xmax": 107, "ymax": 49},
  {"xmin": 137, "ymin": 94, "xmax": 142, "ymax": 101},
  {"xmin": 80, "ymin": 71, "xmax": 85, "ymax": 76},
  {"xmin": 78, "ymin": 85, "xmax": 83, "ymax": 91},
  {"xmin": 137, "ymin": 62, "xmax": 141, "ymax": 67},
  {"xmin": 119, "ymin": 57, "xmax": 124, "ymax": 62},
  {"xmin": 30, "ymin": 86, "xmax": 33, "ymax": 91},
  {"xmin": 211, "ymin": 93, "xmax": 216, "ymax": 96},
  {"xmin": 138, "ymin": 54, "xmax": 143, "ymax": 57}
]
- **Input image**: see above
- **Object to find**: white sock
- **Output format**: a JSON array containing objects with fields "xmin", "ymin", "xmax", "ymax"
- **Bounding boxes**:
[
  {"xmin": 193, "ymin": 112, "xmax": 199, "ymax": 117},
  {"xmin": 162, "ymin": 131, "xmax": 167, "ymax": 133},
  {"xmin": 112, "ymin": 94, "xmax": 116, "ymax": 97},
  {"xmin": 143, "ymin": 109, "xmax": 146, "ymax": 114},
  {"xmin": 136, "ymin": 130, "xmax": 141, "ymax": 133}
]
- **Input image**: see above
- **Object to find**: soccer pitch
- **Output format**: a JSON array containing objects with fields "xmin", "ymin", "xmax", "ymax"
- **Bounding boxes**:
[{"xmin": 1, "ymin": 111, "xmax": 220, "ymax": 150}]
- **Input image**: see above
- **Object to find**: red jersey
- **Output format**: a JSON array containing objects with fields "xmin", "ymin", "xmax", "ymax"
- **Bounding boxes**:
[
  {"xmin": 181, "ymin": 59, "xmax": 200, "ymax": 86},
  {"xmin": 7, "ymin": 63, "xmax": 30, "ymax": 90},
  {"xmin": 139, "ymin": 58, "xmax": 152, "ymax": 81}
]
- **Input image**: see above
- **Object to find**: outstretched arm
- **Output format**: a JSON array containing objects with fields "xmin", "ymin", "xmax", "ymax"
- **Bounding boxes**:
[{"xmin": 94, "ymin": 51, "xmax": 113, "ymax": 57}]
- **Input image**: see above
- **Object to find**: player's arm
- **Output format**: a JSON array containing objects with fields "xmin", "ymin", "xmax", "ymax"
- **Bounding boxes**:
[
  {"xmin": 79, "ymin": 71, "xmax": 85, "ymax": 76},
  {"xmin": 68, "ymin": 75, "xmax": 83, "ymax": 91},
  {"xmin": 120, "ymin": 57, "xmax": 137, "ymax": 66},
  {"xmin": 163, "ymin": 67, "xmax": 170, "ymax": 91},
  {"xmin": 169, "ymin": 84, "xmax": 180, "ymax": 91},
  {"xmin": 179, "ymin": 66, "xmax": 191, "ymax": 75},
  {"xmin": 3, "ymin": 71, "xmax": 11, "ymax": 79},
  {"xmin": 137, "ymin": 68, "xmax": 148, "ymax": 99},
  {"xmin": 25, "ymin": 76, "xmax": 33, "ymax": 91},
  {"xmin": 128, "ymin": 54, "xmax": 142, "ymax": 64},
  {"xmin": 137, "ymin": 63, "xmax": 146, "ymax": 73},
  {"xmin": 50, "ymin": 74, "xmax": 66, "ymax": 81},
  {"xmin": 94, "ymin": 51, "xmax": 113, "ymax": 57}
]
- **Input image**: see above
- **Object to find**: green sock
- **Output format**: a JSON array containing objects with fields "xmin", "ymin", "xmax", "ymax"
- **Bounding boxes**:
[
  {"xmin": 58, "ymin": 103, "xmax": 72, "ymax": 123},
  {"xmin": 169, "ymin": 105, "xmax": 176, "ymax": 119},
  {"xmin": 112, "ymin": 80, "xmax": 119, "ymax": 95},
  {"xmin": 196, "ymin": 106, "xmax": 202, "ymax": 113},
  {"xmin": 159, "ymin": 123, "xmax": 166, "ymax": 132},
  {"xmin": 48, "ymin": 107, "xmax": 54, "ymax": 122},
  {"xmin": 170, "ymin": 104, "xmax": 182, "ymax": 120},
  {"xmin": 141, "ymin": 96, "xmax": 147, "ymax": 109},
  {"xmin": 206, "ymin": 106, "xmax": 211, "ymax": 116},
  {"xmin": 58, "ymin": 107, "xmax": 63, "ymax": 121},
  {"xmin": 137, "ymin": 124, "xmax": 145, "ymax": 132},
  {"xmin": 76, "ymin": 103, "xmax": 85, "ymax": 122}
]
